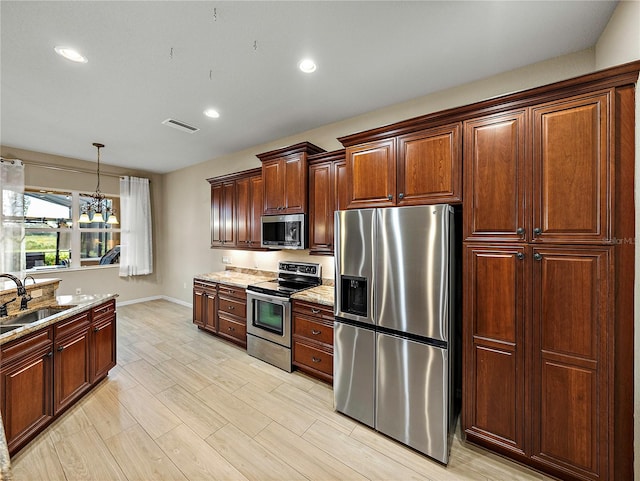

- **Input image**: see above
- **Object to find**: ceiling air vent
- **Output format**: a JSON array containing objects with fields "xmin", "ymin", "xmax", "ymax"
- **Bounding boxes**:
[{"xmin": 161, "ymin": 118, "xmax": 199, "ymax": 133}]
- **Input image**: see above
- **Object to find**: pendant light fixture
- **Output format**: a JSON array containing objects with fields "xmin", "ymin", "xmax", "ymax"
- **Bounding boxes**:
[{"xmin": 78, "ymin": 143, "xmax": 119, "ymax": 225}]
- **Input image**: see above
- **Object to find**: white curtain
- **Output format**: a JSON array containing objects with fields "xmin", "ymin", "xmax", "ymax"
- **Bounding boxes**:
[
  {"xmin": 0, "ymin": 159, "xmax": 25, "ymax": 276},
  {"xmin": 119, "ymin": 176, "xmax": 153, "ymax": 276}
]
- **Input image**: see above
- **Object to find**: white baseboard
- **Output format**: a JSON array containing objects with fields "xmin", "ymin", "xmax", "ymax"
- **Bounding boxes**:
[{"xmin": 117, "ymin": 295, "xmax": 192, "ymax": 308}]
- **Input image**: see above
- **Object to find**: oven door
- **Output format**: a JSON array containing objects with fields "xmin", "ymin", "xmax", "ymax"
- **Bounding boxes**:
[{"xmin": 246, "ymin": 290, "xmax": 292, "ymax": 347}]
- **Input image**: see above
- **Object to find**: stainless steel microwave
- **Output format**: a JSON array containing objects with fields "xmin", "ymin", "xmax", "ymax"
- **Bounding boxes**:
[{"xmin": 261, "ymin": 213, "xmax": 306, "ymax": 249}]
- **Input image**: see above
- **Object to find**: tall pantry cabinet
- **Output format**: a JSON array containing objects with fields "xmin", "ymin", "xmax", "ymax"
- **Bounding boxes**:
[{"xmin": 462, "ymin": 73, "xmax": 636, "ymax": 481}]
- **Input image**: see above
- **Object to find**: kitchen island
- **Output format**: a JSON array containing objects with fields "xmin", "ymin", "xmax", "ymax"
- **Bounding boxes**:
[{"xmin": 0, "ymin": 282, "xmax": 118, "ymax": 470}]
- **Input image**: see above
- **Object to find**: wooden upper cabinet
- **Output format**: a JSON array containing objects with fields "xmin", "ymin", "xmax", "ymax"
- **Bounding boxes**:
[
  {"xmin": 346, "ymin": 139, "xmax": 396, "ymax": 209},
  {"xmin": 344, "ymin": 123, "xmax": 461, "ymax": 209},
  {"xmin": 531, "ymin": 246, "xmax": 611, "ymax": 479},
  {"xmin": 397, "ymin": 123, "xmax": 461, "ymax": 205},
  {"xmin": 531, "ymin": 91, "xmax": 611, "ymax": 244},
  {"xmin": 464, "ymin": 111, "xmax": 528, "ymax": 242},
  {"xmin": 308, "ymin": 150, "xmax": 346, "ymax": 255},
  {"xmin": 257, "ymin": 142, "xmax": 325, "ymax": 215},
  {"xmin": 208, "ymin": 168, "xmax": 263, "ymax": 250}
]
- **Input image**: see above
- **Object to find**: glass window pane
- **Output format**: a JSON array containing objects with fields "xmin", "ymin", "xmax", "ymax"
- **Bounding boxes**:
[
  {"xmin": 25, "ymin": 230, "xmax": 71, "ymax": 268},
  {"xmin": 24, "ymin": 190, "xmax": 72, "ymax": 228},
  {"xmin": 80, "ymin": 231, "xmax": 120, "ymax": 265}
]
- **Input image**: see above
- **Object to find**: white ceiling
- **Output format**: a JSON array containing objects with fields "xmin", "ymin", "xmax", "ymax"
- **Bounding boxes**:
[{"xmin": 1, "ymin": 1, "xmax": 618, "ymax": 174}]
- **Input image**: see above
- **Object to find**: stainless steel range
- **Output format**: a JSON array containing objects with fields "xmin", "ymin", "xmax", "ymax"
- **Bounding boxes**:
[{"xmin": 246, "ymin": 261, "xmax": 321, "ymax": 371}]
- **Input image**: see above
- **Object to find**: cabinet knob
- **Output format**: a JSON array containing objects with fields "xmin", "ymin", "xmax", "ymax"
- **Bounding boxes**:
[
  {"xmin": 46, "ymin": 351, "xmax": 53, "ymax": 358},
  {"xmin": 398, "ymin": 193, "xmax": 404, "ymax": 199},
  {"xmin": 93, "ymin": 327, "xmax": 99, "ymax": 333},
  {"xmin": 534, "ymin": 253, "xmax": 543, "ymax": 261},
  {"xmin": 312, "ymin": 356, "xmax": 322, "ymax": 363},
  {"xmin": 516, "ymin": 227, "xmax": 525, "ymax": 236},
  {"xmin": 387, "ymin": 194, "xmax": 393, "ymax": 201},
  {"xmin": 57, "ymin": 346, "xmax": 64, "ymax": 352},
  {"xmin": 533, "ymin": 227, "xmax": 542, "ymax": 236},
  {"xmin": 516, "ymin": 252, "xmax": 524, "ymax": 260},
  {"xmin": 311, "ymin": 329, "xmax": 322, "ymax": 335}
]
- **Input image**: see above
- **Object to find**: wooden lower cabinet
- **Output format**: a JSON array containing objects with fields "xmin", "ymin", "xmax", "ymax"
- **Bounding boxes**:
[
  {"xmin": 0, "ymin": 299, "xmax": 117, "ymax": 456},
  {"xmin": 54, "ymin": 314, "xmax": 91, "ymax": 414},
  {"xmin": 292, "ymin": 300, "xmax": 334, "ymax": 384},
  {"xmin": 463, "ymin": 244, "xmax": 612, "ymax": 481},
  {"xmin": 193, "ymin": 280, "xmax": 247, "ymax": 347}
]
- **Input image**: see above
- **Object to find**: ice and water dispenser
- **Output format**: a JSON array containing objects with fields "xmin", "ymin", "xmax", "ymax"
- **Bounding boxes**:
[{"xmin": 340, "ymin": 276, "xmax": 368, "ymax": 317}]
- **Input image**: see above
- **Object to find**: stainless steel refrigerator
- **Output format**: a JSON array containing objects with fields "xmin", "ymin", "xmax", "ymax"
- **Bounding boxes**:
[{"xmin": 334, "ymin": 204, "xmax": 456, "ymax": 464}]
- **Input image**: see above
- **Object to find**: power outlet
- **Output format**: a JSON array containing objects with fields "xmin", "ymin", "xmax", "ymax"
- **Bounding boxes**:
[
  {"xmin": 183, "ymin": 282, "xmax": 187, "ymax": 289},
  {"xmin": 222, "ymin": 256, "xmax": 232, "ymax": 264},
  {"xmin": 75, "ymin": 288, "xmax": 82, "ymax": 295}
]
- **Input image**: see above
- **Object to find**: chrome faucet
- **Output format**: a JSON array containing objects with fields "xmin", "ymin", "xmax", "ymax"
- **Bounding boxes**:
[{"xmin": 0, "ymin": 273, "xmax": 30, "ymax": 310}]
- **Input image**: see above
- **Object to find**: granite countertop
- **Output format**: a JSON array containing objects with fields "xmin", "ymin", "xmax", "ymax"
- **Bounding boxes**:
[
  {"xmin": 194, "ymin": 270, "xmax": 275, "ymax": 288},
  {"xmin": 0, "ymin": 293, "xmax": 119, "ymax": 346},
  {"xmin": 291, "ymin": 284, "xmax": 334, "ymax": 307}
]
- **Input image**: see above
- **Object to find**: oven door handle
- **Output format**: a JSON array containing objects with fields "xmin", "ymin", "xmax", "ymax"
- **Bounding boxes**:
[{"xmin": 246, "ymin": 289, "xmax": 290, "ymax": 306}]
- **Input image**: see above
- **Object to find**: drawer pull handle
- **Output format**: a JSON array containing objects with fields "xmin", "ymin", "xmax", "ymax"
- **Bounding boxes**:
[
  {"xmin": 228, "ymin": 326, "xmax": 235, "ymax": 331},
  {"xmin": 312, "ymin": 356, "xmax": 321, "ymax": 363},
  {"xmin": 311, "ymin": 308, "xmax": 320, "ymax": 314},
  {"xmin": 311, "ymin": 329, "xmax": 322, "ymax": 335},
  {"xmin": 228, "ymin": 306, "xmax": 235, "ymax": 310}
]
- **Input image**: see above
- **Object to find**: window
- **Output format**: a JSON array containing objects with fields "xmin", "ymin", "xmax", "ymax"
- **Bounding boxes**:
[{"xmin": 24, "ymin": 188, "xmax": 120, "ymax": 269}]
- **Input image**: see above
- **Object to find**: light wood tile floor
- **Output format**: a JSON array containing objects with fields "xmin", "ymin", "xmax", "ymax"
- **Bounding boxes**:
[{"xmin": 11, "ymin": 299, "xmax": 554, "ymax": 481}]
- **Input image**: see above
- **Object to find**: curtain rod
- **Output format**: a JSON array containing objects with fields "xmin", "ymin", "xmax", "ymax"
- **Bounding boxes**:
[{"xmin": 2, "ymin": 157, "xmax": 126, "ymax": 179}]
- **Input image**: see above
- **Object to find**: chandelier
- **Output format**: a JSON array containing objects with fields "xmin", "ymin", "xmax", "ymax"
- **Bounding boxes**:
[{"xmin": 78, "ymin": 143, "xmax": 119, "ymax": 224}]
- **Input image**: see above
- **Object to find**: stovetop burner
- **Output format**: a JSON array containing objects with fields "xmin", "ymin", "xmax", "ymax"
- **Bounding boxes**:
[{"xmin": 246, "ymin": 261, "xmax": 322, "ymax": 298}]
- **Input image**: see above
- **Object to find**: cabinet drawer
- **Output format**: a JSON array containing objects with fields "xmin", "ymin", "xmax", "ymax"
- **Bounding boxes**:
[
  {"xmin": 218, "ymin": 314, "xmax": 246, "ymax": 341},
  {"xmin": 292, "ymin": 300, "xmax": 333, "ymax": 322},
  {"xmin": 293, "ymin": 315, "xmax": 333, "ymax": 346},
  {"xmin": 92, "ymin": 300, "xmax": 116, "ymax": 322},
  {"xmin": 1, "ymin": 327, "xmax": 53, "ymax": 365},
  {"xmin": 293, "ymin": 340, "xmax": 333, "ymax": 376},
  {"xmin": 218, "ymin": 297, "xmax": 246, "ymax": 318},
  {"xmin": 217, "ymin": 284, "xmax": 246, "ymax": 300},
  {"xmin": 194, "ymin": 280, "xmax": 217, "ymax": 294},
  {"xmin": 54, "ymin": 312, "xmax": 90, "ymax": 339}
]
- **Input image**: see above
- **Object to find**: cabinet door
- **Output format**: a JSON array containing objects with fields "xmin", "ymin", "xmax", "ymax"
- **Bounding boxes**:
[
  {"xmin": 531, "ymin": 247, "xmax": 611, "ymax": 479},
  {"xmin": 221, "ymin": 181, "xmax": 236, "ymax": 246},
  {"xmin": 397, "ymin": 123, "xmax": 461, "ymax": 206},
  {"xmin": 92, "ymin": 315, "xmax": 116, "ymax": 382},
  {"xmin": 249, "ymin": 175, "xmax": 263, "ymax": 247},
  {"xmin": 262, "ymin": 159, "xmax": 284, "ymax": 214},
  {"xmin": 210, "ymin": 183, "xmax": 223, "ymax": 246},
  {"xmin": 1, "ymin": 345, "xmax": 53, "ymax": 454},
  {"xmin": 309, "ymin": 160, "xmax": 334, "ymax": 254},
  {"xmin": 464, "ymin": 111, "xmax": 528, "ymax": 242},
  {"xmin": 346, "ymin": 139, "xmax": 396, "ymax": 209},
  {"xmin": 204, "ymin": 290, "xmax": 217, "ymax": 333},
  {"xmin": 236, "ymin": 176, "xmax": 251, "ymax": 247},
  {"xmin": 193, "ymin": 288, "xmax": 205, "ymax": 327},
  {"xmin": 54, "ymin": 328, "xmax": 91, "ymax": 414},
  {"xmin": 335, "ymin": 160, "xmax": 349, "ymax": 211},
  {"xmin": 531, "ymin": 91, "xmax": 611, "ymax": 243},
  {"xmin": 283, "ymin": 153, "xmax": 307, "ymax": 213},
  {"xmin": 463, "ymin": 245, "xmax": 527, "ymax": 457}
]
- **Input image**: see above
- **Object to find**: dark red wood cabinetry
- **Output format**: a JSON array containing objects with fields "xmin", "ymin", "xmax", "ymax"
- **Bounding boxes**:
[
  {"xmin": 193, "ymin": 280, "xmax": 247, "ymax": 348},
  {"xmin": 292, "ymin": 300, "xmax": 334, "ymax": 384},
  {"xmin": 0, "ymin": 299, "xmax": 117, "ymax": 456},
  {"xmin": 257, "ymin": 142, "xmax": 325, "ymax": 214},
  {"xmin": 208, "ymin": 168, "xmax": 265, "ymax": 250},
  {"xmin": 308, "ymin": 150, "xmax": 347, "ymax": 255}
]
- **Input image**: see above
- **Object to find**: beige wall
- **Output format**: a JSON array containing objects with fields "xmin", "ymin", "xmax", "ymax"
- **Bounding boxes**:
[{"xmin": 0, "ymin": 146, "xmax": 165, "ymax": 303}]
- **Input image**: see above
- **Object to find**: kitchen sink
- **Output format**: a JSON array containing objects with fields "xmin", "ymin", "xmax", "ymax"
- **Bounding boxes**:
[
  {"xmin": 0, "ymin": 305, "xmax": 77, "ymax": 333},
  {"xmin": 0, "ymin": 324, "xmax": 25, "ymax": 334}
]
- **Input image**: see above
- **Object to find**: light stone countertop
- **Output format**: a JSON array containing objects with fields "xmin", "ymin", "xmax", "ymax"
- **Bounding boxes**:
[
  {"xmin": 0, "ymin": 277, "xmax": 60, "ymax": 296},
  {"xmin": 194, "ymin": 270, "xmax": 275, "ymax": 288},
  {"xmin": 291, "ymin": 284, "xmax": 335, "ymax": 307},
  {"xmin": 0, "ymin": 292, "xmax": 118, "ymax": 480}
]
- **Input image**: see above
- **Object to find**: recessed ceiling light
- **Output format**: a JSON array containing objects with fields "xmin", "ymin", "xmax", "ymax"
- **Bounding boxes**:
[
  {"xmin": 298, "ymin": 59, "xmax": 317, "ymax": 73},
  {"xmin": 54, "ymin": 46, "xmax": 88, "ymax": 63},
  {"xmin": 204, "ymin": 108, "xmax": 220, "ymax": 118}
]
